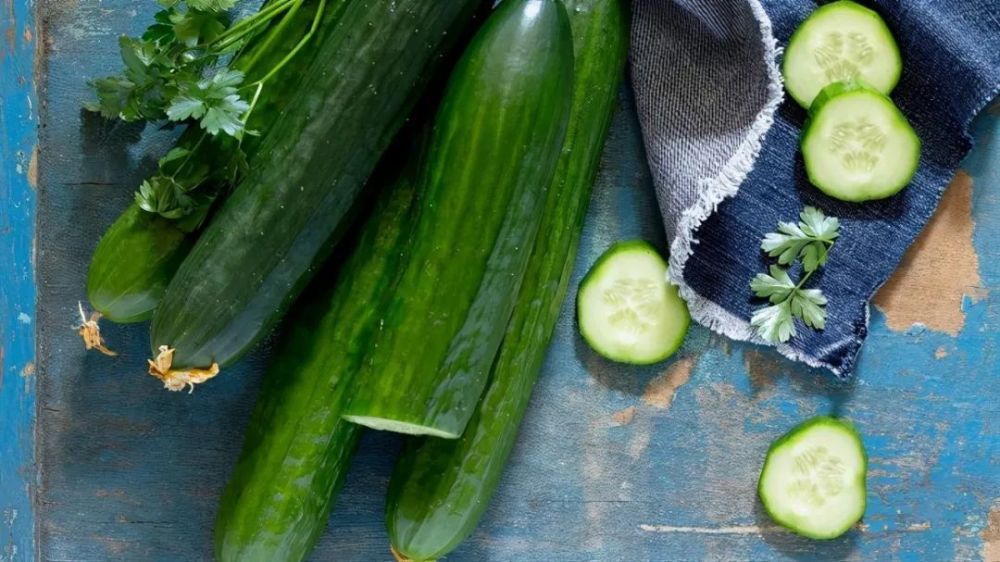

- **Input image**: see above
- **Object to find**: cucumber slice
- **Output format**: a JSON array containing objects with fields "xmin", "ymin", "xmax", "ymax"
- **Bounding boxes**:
[
  {"xmin": 783, "ymin": 0, "xmax": 902, "ymax": 108},
  {"xmin": 758, "ymin": 416, "xmax": 868, "ymax": 540},
  {"xmin": 801, "ymin": 80, "xmax": 920, "ymax": 202},
  {"xmin": 576, "ymin": 241, "xmax": 689, "ymax": 365}
]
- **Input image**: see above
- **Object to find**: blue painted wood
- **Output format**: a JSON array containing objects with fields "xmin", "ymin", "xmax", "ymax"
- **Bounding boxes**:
[
  {"xmin": 13, "ymin": 0, "xmax": 1000, "ymax": 560},
  {"xmin": 0, "ymin": 0, "xmax": 38, "ymax": 559}
]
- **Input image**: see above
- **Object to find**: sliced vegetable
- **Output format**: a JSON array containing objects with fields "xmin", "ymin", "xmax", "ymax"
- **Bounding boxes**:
[
  {"xmin": 386, "ymin": 1, "xmax": 628, "ymax": 559},
  {"xmin": 341, "ymin": 0, "xmax": 575, "ymax": 438},
  {"xmin": 214, "ymin": 127, "xmax": 428, "ymax": 562},
  {"xmin": 86, "ymin": 0, "xmax": 345, "ymax": 323},
  {"xmin": 577, "ymin": 240, "xmax": 689, "ymax": 365},
  {"xmin": 801, "ymin": 80, "xmax": 920, "ymax": 202},
  {"xmin": 148, "ymin": 0, "xmax": 483, "ymax": 385},
  {"xmin": 758, "ymin": 416, "xmax": 868, "ymax": 539},
  {"xmin": 783, "ymin": 0, "xmax": 902, "ymax": 108}
]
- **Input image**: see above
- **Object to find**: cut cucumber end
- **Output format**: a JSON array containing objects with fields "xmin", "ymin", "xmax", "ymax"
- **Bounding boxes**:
[
  {"xmin": 758, "ymin": 416, "xmax": 867, "ymax": 540},
  {"xmin": 802, "ymin": 82, "xmax": 920, "ymax": 202},
  {"xmin": 783, "ymin": 0, "xmax": 902, "ymax": 108},
  {"xmin": 577, "ymin": 240, "xmax": 690, "ymax": 365},
  {"xmin": 342, "ymin": 415, "xmax": 460, "ymax": 439}
]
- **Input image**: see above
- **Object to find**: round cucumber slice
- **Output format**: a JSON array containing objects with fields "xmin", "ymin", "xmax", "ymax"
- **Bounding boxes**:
[
  {"xmin": 576, "ymin": 240, "xmax": 689, "ymax": 365},
  {"xmin": 801, "ymin": 80, "xmax": 920, "ymax": 202},
  {"xmin": 783, "ymin": 0, "xmax": 902, "ymax": 108},
  {"xmin": 758, "ymin": 416, "xmax": 868, "ymax": 540}
]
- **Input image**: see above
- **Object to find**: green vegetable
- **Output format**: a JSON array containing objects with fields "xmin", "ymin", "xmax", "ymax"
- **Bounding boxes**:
[
  {"xmin": 750, "ymin": 207, "xmax": 840, "ymax": 344},
  {"xmin": 213, "ymin": 127, "xmax": 429, "ymax": 562},
  {"xmin": 758, "ymin": 416, "xmax": 868, "ymax": 539},
  {"xmin": 801, "ymin": 80, "xmax": 921, "ymax": 202},
  {"xmin": 148, "ymin": 0, "xmax": 483, "ymax": 387},
  {"xmin": 341, "ymin": 0, "xmax": 575, "ymax": 438},
  {"xmin": 577, "ymin": 240, "xmax": 690, "ymax": 365},
  {"xmin": 782, "ymin": 0, "xmax": 902, "ymax": 108},
  {"xmin": 386, "ymin": 1, "xmax": 628, "ymax": 559},
  {"xmin": 86, "ymin": 0, "xmax": 343, "ymax": 323}
]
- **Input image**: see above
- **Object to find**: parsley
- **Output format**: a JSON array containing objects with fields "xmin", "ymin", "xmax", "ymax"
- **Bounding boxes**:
[
  {"xmin": 750, "ymin": 207, "xmax": 839, "ymax": 344},
  {"xmin": 84, "ymin": 0, "xmax": 320, "ymax": 221}
]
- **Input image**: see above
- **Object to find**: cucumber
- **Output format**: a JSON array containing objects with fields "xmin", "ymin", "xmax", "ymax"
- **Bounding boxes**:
[
  {"xmin": 86, "ymin": 0, "xmax": 344, "ymax": 324},
  {"xmin": 783, "ymin": 0, "xmax": 902, "ymax": 108},
  {"xmin": 758, "ymin": 416, "xmax": 868, "ymax": 540},
  {"xmin": 149, "ymin": 0, "xmax": 483, "ymax": 380},
  {"xmin": 87, "ymin": 205, "xmax": 193, "ymax": 323},
  {"xmin": 386, "ymin": 1, "xmax": 628, "ymax": 559},
  {"xmin": 801, "ymin": 80, "xmax": 920, "ymax": 202},
  {"xmin": 213, "ymin": 127, "xmax": 428, "ymax": 562},
  {"xmin": 577, "ymin": 240, "xmax": 689, "ymax": 365},
  {"xmin": 341, "ymin": 0, "xmax": 575, "ymax": 438}
]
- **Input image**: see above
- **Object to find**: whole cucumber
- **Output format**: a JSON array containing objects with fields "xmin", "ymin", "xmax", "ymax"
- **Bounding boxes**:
[
  {"xmin": 149, "ymin": 0, "xmax": 483, "ymax": 378},
  {"xmin": 86, "ymin": 0, "xmax": 346, "ymax": 323},
  {"xmin": 386, "ymin": 1, "xmax": 629, "ymax": 559},
  {"xmin": 342, "ymin": 0, "xmax": 575, "ymax": 439}
]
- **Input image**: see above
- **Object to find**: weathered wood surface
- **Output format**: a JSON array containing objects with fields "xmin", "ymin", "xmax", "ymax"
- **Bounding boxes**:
[{"xmin": 1, "ymin": 0, "xmax": 997, "ymax": 559}]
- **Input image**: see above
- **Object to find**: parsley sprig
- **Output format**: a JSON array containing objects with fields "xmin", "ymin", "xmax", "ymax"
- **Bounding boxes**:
[
  {"xmin": 750, "ymin": 207, "xmax": 840, "ymax": 344},
  {"xmin": 85, "ymin": 0, "xmax": 322, "ymax": 222}
]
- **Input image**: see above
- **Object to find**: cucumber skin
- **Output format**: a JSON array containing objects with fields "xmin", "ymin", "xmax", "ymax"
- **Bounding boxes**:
[
  {"xmin": 85, "ymin": 0, "xmax": 344, "ymax": 324},
  {"xmin": 801, "ymin": 80, "xmax": 921, "ymax": 202},
  {"xmin": 213, "ymin": 139, "xmax": 426, "ymax": 562},
  {"xmin": 150, "ymin": 0, "xmax": 483, "ymax": 370},
  {"xmin": 576, "ymin": 240, "xmax": 690, "ymax": 365},
  {"xmin": 87, "ymin": 205, "xmax": 193, "ymax": 323},
  {"xmin": 757, "ymin": 416, "xmax": 868, "ymax": 540},
  {"xmin": 342, "ymin": 0, "xmax": 575, "ymax": 438},
  {"xmin": 782, "ymin": 0, "xmax": 902, "ymax": 109},
  {"xmin": 385, "ymin": 1, "xmax": 628, "ymax": 559}
]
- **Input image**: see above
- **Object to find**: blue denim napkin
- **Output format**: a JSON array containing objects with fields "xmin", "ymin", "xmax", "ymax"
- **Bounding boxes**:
[{"xmin": 632, "ymin": 0, "xmax": 1000, "ymax": 376}]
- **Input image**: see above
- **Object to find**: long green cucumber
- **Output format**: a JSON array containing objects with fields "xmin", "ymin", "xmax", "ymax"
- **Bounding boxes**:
[
  {"xmin": 342, "ymin": 0, "xmax": 575, "ymax": 439},
  {"xmin": 384, "ymin": 0, "xmax": 627, "ymax": 558},
  {"xmin": 213, "ymin": 127, "xmax": 429, "ymax": 562},
  {"xmin": 149, "ymin": 0, "xmax": 483, "ymax": 380},
  {"xmin": 86, "ymin": 0, "xmax": 346, "ymax": 323}
]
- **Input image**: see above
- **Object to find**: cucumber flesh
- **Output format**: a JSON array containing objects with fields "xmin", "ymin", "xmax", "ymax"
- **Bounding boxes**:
[
  {"xmin": 801, "ymin": 80, "xmax": 920, "ymax": 202},
  {"xmin": 758, "ymin": 416, "xmax": 867, "ymax": 540},
  {"xmin": 576, "ymin": 241, "xmax": 689, "ymax": 365},
  {"xmin": 783, "ymin": 0, "xmax": 902, "ymax": 108}
]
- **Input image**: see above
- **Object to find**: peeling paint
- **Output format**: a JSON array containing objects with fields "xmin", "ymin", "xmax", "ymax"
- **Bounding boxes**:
[
  {"xmin": 743, "ymin": 349, "xmax": 781, "ymax": 399},
  {"xmin": 21, "ymin": 25, "xmax": 30, "ymax": 43},
  {"xmin": 934, "ymin": 346, "xmax": 948, "ymax": 359},
  {"xmin": 874, "ymin": 173, "xmax": 983, "ymax": 335},
  {"xmin": 26, "ymin": 146, "xmax": 37, "ymax": 189},
  {"xmin": 983, "ymin": 502, "xmax": 1000, "ymax": 562},
  {"xmin": 641, "ymin": 357, "xmax": 694, "ymax": 409},
  {"xmin": 610, "ymin": 406, "xmax": 635, "ymax": 426},
  {"xmin": 19, "ymin": 363, "xmax": 33, "ymax": 378},
  {"xmin": 16, "ymin": 313, "xmax": 30, "ymax": 325}
]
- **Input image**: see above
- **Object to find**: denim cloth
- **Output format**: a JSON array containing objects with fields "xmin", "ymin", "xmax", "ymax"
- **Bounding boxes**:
[{"xmin": 631, "ymin": 0, "xmax": 1000, "ymax": 376}]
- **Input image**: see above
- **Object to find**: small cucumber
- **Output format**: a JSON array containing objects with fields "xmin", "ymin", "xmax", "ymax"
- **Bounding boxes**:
[
  {"xmin": 342, "ymin": 0, "xmax": 575, "ymax": 438},
  {"xmin": 385, "ymin": 1, "xmax": 628, "ymax": 559},
  {"xmin": 577, "ymin": 240, "xmax": 689, "ymax": 365},
  {"xmin": 801, "ymin": 80, "xmax": 920, "ymax": 202},
  {"xmin": 783, "ymin": 0, "xmax": 902, "ymax": 108},
  {"xmin": 758, "ymin": 416, "xmax": 868, "ymax": 539}
]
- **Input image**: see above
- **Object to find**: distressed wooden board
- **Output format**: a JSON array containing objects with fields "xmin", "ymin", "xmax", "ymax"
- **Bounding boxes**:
[{"xmin": 3, "ymin": 0, "xmax": 998, "ymax": 560}]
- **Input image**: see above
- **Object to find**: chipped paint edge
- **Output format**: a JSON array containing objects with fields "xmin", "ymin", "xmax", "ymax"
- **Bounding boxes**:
[{"xmin": 1, "ymin": 0, "xmax": 39, "ymax": 558}]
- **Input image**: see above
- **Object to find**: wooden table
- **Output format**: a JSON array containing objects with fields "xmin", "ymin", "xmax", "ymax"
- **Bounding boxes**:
[{"xmin": 2, "ymin": 1, "xmax": 998, "ymax": 560}]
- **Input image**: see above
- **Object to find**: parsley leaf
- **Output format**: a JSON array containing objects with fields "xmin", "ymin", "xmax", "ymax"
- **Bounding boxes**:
[
  {"xmin": 760, "ymin": 206, "xmax": 840, "ymax": 273},
  {"xmin": 750, "ymin": 207, "xmax": 840, "ymax": 344},
  {"xmin": 751, "ymin": 301, "xmax": 796, "ymax": 345},
  {"xmin": 171, "ymin": 8, "xmax": 227, "ymax": 47},
  {"xmin": 186, "ymin": 0, "xmax": 238, "ymax": 12},
  {"xmin": 166, "ymin": 69, "xmax": 249, "ymax": 136}
]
